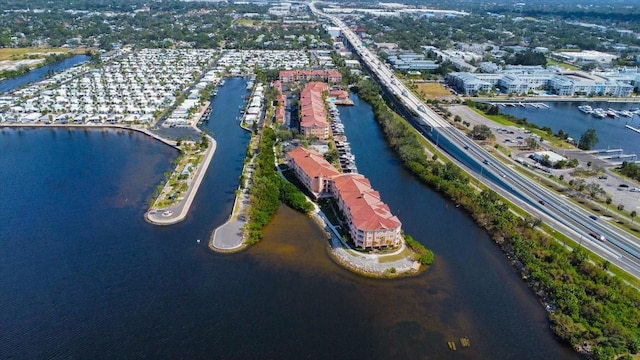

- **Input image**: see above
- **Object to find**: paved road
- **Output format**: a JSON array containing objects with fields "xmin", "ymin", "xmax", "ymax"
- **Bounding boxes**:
[
  {"xmin": 449, "ymin": 104, "xmax": 640, "ymax": 219},
  {"xmin": 311, "ymin": 3, "xmax": 640, "ymax": 278}
]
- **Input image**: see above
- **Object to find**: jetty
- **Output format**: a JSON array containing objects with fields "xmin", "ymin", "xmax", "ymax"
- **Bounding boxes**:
[{"xmin": 626, "ymin": 124, "xmax": 640, "ymax": 134}]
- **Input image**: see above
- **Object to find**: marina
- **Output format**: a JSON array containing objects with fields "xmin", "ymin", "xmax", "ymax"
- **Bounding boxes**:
[
  {"xmin": 329, "ymin": 102, "xmax": 358, "ymax": 173},
  {"xmin": 498, "ymin": 100, "xmax": 640, "ymax": 158},
  {"xmin": 577, "ymin": 105, "xmax": 640, "ymax": 119},
  {"xmin": 495, "ymin": 102, "xmax": 549, "ymax": 109}
]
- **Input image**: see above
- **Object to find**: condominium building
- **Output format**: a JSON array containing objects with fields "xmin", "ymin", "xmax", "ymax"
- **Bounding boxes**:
[
  {"xmin": 300, "ymin": 82, "xmax": 330, "ymax": 140},
  {"xmin": 447, "ymin": 68, "xmax": 634, "ymax": 96},
  {"xmin": 287, "ymin": 147, "xmax": 402, "ymax": 249},
  {"xmin": 279, "ymin": 69, "xmax": 342, "ymax": 83},
  {"xmin": 331, "ymin": 173, "xmax": 402, "ymax": 249},
  {"xmin": 287, "ymin": 146, "xmax": 339, "ymax": 198}
]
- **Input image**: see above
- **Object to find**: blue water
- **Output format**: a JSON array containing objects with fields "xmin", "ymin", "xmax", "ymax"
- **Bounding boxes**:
[
  {"xmin": 338, "ymin": 95, "xmax": 578, "ymax": 359},
  {"xmin": 0, "ymin": 78, "xmax": 578, "ymax": 359},
  {"xmin": 0, "ymin": 55, "xmax": 90, "ymax": 94},
  {"xmin": 498, "ymin": 101, "xmax": 640, "ymax": 154}
]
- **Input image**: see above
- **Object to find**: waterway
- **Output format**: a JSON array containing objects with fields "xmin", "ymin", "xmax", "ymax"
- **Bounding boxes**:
[
  {"xmin": 498, "ymin": 101, "xmax": 640, "ymax": 155},
  {"xmin": 0, "ymin": 54, "xmax": 90, "ymax": 94},
  {"xmin": 0, "ymin": 79, "xmax": 578, "ymax": 359}
]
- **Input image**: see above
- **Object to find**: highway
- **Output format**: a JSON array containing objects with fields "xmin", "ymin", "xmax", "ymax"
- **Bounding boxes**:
[{"xmin": 309, "ymin": 2, "xmax": 640, "ymax": 279}]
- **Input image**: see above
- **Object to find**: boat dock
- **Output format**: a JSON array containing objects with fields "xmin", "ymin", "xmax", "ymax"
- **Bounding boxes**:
[
  {"xmin": 495, "ymin": 102, "xmax": 549, "ymax": 109},
  {"xmin": 586, "ymin": 148, "xmax": 624, "ymax": 155},
  {"xmin": 626, "ymin": 124, "xmax": 640, "ymax": 134}
]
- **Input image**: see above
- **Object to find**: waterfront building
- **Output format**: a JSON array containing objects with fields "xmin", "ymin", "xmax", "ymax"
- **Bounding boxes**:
[
  {"xmin": 279, "ymin": 69, "xmax": 342, "ymax": 83},
  {"xmin": 300, "ymin": 82, "xmax": 330, "ymax": 140},
  {"xmin": 287, "ymin": 146, "xmax": 340, "ymax": 198},
  {"xmin": 532, "ymin": 151, "xmax": 567, "ymax": 166},
  {"xmin": 446, "ymin": 72, "xmax": 493, "ymax": 95},
  {"xmin": 287, "ymin": 147, "xmax": 402, "ymax": 249},
  {"xmin": 448, "ymin": 68, "xmax": 635, "ymax": 96},
  {"xmin": 331, "ymin": 173, "xmax": 402, "ymax": 249}
]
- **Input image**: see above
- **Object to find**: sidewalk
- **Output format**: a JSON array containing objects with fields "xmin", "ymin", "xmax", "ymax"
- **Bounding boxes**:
[{"xmin": 146, "ymin": 133, "xmax": 217, "ymax": 225}]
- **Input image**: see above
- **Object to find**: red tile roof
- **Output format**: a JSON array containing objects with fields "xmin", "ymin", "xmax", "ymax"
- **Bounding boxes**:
[
  {"xmin": 332, "ymin": 174, "xmax": 401, "ymax": 232},
  {"xmin": 279, "ymin": 69, "xmax": 342, "ymax": 83},
  {"xmin": 288, "ymin": 147, "xmax": 340, "ymax": 179},
  {"xmin": 300, "ymin": 82, "xmax": 329, "ymax": 130}
]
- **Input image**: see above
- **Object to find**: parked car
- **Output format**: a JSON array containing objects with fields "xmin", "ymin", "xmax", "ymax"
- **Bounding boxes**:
[{"xmin": 619, "ymin": 184, "xmax": 630, "ymax": 188}]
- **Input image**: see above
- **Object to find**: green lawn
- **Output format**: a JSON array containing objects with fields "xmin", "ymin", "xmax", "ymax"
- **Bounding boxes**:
[
  {"xmin": 469, "ymin": 107, "xmax": 572, "ymax": 148},
  {"xmin": 546, "ymin": 59, "xmax": 580, "ymax": 70}
]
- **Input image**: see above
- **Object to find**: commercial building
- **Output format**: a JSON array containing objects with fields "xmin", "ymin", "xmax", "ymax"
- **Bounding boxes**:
[{"xmin": 554, "ymin": 50, "xmax": 618, "ymax": 64}]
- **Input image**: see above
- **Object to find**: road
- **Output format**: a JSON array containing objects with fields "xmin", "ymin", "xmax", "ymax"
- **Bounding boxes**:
[{"xmin": 309, "ymin": 2, "xmax": 640, "ymax": 278}]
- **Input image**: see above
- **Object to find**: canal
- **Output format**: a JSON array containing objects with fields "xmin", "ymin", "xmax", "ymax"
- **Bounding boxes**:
[{"xmin": 0, "ymin": 54, "xmax": 90, "ymax": 94}]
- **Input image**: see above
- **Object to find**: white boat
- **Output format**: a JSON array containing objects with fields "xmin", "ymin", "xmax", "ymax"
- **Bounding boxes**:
[
  {"xmin": 591, "ymin": 108, "xmax": 606, "ymax": 118},
  {"xmin": 578, "ymin": 105, "xmax": 593, "ymax": 114},
  {"xmin": 619, "ymin": 110, "xmax": 633, "ymax": 118},
  {"xmin": 606, "ymin": 108, "xmax": 619, "ymax": 118}
]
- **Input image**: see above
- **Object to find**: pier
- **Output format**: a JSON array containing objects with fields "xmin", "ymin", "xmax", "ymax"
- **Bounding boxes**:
[
  {"xmin": 585, "ymin": 148, "xmax": 624, "ymax": 155},
  {"xmin": 598, "ymin": 153, "xmax": 636, "ymax": 161},
  {"xmin": 495, "ymin": 102, "xmax": 549, "ymax": 109},
  {"xmin": 626, "ymin": 124, "xmax": 640, "ymax": 134}
]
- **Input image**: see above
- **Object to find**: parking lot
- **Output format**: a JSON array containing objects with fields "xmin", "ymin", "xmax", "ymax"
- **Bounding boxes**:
[{"xmin": 448, "ymin": 104, "xmax": 640, "ymax": 216}]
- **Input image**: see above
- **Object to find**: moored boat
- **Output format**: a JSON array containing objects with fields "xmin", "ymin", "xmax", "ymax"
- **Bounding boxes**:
[
  {"xmin": 578, "ymin": 105, "xmax": 593, "ymax": 114},
  {"xmin": 619, "ymin": 110, "xmax": 633, "ymax": 118},
  {"xmin": 591, "ymin": 108, "xmax": 606, "ymax": 118}
]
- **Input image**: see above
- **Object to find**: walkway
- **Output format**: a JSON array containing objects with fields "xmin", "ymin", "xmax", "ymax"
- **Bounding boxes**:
[
  {"xmin": 146, "ymin": 132, "xmax": 217, "ymax": 225},
  {"xmin": 210, "ymin": 154, "xmax": 255, "ymax": 251},
  {"xmin": 315, "ymin": 211, "xmax": 420, "ymax": 276}
]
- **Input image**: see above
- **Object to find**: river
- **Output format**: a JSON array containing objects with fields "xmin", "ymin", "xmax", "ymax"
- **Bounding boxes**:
[
  {"xmin": 498, "ymin": 101, "xmax": 640, "ymax": 155},
  {"xmin": 0, "ymin": 54, "xmax": 90, "ymax": 94},
  {"xmin": 0, "ymin": 78, "xmax": 579, "ymax": 359}
]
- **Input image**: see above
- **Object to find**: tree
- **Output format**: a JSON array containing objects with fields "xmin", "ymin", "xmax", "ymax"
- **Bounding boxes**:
[
  {"xmin": 323, "ymin": 149, "xmax": 339, "ymax": 163},
  {"xmin": 578, "ymin": 128, "xmax": 599, "ymax": 150},
  {"xmin": 470, "ymin": 124, "xmax": 493, "ymax": 140},
  {"xmin": 526, "ymin": 137, "xmax": 539, "ymax": 150},
  {"xmin": 631, "ymin": 210, "xmax": 637, "ymax": 223}
]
